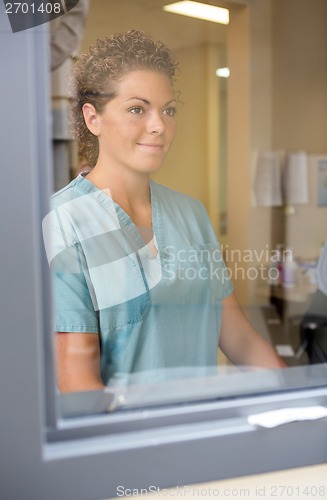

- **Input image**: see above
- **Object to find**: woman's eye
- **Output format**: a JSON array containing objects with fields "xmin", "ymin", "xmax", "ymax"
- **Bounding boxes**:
[
  {"xmin": 163, "ymin": 107, "xmax": 177, "ymax": 117},
  {"xmin": 129, "ymin": 107, "xmax": 144, "ymax": 115}
]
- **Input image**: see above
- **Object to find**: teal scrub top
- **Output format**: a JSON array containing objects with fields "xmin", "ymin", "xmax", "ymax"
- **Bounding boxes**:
[{"xmin": 43, "ymin": 174, "xmax": 233, "ymax": 384}]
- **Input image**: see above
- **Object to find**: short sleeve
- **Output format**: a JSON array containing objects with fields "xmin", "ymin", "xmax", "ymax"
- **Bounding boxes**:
[{"xmin": 42, "ymin": 205, "xmax": 99, "ymax": 333}]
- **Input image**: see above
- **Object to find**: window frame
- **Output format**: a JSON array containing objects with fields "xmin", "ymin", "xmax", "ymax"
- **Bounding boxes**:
[{"xmin": 1, "ymin": 7, "xmax": 327, "ymax": 500}]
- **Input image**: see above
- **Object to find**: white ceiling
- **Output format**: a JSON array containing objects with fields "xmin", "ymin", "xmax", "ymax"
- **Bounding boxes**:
[{"xmin": 82, "ymin": 0, "xmax": 228, "ymax": 52}]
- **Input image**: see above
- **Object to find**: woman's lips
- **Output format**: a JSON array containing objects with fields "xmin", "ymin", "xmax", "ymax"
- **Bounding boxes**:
[{"xmin": 137, "ymin": 143, "xmax": 164, "ymax": 152}]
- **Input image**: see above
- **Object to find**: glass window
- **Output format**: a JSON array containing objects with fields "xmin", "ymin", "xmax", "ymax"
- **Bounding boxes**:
[
  {"xmin": 2, "ymin": 2, "xmax": 327, "ymax": 499},
  {"xmin": 42, "ymin": 0, "xmax": 327, "ymax": 419}
]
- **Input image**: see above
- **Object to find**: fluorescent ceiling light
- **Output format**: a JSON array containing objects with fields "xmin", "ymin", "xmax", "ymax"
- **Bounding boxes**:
[
  {"xmin": 216, "ymin": 67, "xmax": 230, "ymax": 78},
  {"xmin": 163, "ymin": 1, "xmax": 229, "ymax": 25}
]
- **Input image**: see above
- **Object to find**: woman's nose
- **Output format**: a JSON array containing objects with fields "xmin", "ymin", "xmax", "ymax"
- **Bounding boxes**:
[{"xmin": 147, "ymin": 111, "xmax": 165, "ymax": 135}]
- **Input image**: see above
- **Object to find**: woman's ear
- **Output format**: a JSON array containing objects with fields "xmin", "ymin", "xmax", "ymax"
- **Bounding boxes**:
[{"xmin": 82, "ymin": 103, "xmax": 100, "ymax": 136}]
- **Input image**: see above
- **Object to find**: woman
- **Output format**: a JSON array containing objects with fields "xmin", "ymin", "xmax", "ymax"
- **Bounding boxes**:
[{"xmin": 44, "ymin": 30, "xmax": 285, "ymax": 392}]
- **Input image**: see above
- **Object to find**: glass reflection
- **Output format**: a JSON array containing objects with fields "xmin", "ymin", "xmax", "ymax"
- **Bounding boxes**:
[
  {"xmin": 44, "ymin": 28, "xmax": 285, "ymax": 394},
  {"xmin": 44, "ymin": 0, "xmax": 327, "ymax": 409}
]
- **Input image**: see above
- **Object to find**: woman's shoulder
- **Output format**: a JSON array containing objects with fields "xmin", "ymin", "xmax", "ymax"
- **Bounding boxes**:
[
  {"xmin": 152, "ymin": 181, "xmax": 206, "ymax": 215},
  {"xmin": 51, "ymin": 175, "xmax": 90, "ymax": 209},
  {"xmin": 152, "ymin": 181, "xmax": 216, "ymax": 244}
]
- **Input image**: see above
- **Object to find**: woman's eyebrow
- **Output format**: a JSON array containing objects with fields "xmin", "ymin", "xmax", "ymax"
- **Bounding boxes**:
[
  {"xmin": 125, "ymin": 97, "xmax": 177, "ymax": 106},
  {"xmin": 165, "ymin": 99, "xmax": 178, "ymax": 105},
  {"xmin": 125, "ymin": 97, "xmax": 150, "ymax": 104}
]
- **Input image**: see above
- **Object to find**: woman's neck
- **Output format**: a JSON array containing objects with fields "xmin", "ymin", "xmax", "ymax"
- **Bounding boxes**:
[{"xmin": 85, "ymin": 163, "xmax": 152, "ymax": 230}]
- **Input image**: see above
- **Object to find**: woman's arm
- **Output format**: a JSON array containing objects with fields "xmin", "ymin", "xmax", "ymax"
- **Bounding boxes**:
[
  {"xmin": 55, "ymin": 332, "xmax": 105, "ymax": 392},
  {"xmin": 219, "ymin": 292, "xmax": 287, "ymax": 369}
]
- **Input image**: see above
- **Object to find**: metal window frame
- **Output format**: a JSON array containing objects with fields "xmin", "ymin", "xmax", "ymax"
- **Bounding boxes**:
[{"xmin": 1, "ymin": 6, "xmax": 327, "ymax": 500}]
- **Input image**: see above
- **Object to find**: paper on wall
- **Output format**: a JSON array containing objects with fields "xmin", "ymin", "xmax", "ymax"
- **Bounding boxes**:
[
  {"xmin": 254, "ymin": 151, "xmax": 283, "ymax": 207},
  {"xmin": 283, "ymin": 151, "xmax": 309, "ymax": 205}
]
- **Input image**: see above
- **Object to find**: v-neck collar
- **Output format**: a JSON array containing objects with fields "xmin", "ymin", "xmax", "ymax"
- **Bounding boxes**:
[{"xmin": 75, "ymin": 173, "xmax": 162, "ymax": 252}]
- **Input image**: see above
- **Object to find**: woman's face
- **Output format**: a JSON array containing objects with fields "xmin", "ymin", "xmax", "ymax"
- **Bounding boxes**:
[{"xmin": 85, "ymin": 70, "xmax": 177, "ymax": 176}]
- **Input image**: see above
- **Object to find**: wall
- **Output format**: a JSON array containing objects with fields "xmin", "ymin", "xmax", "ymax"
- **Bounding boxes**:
[
  {"xmin": 272, "ymin": 0, "xmax": 327, "ymax": 259},
  {"xmin": 248, "ymin": 0, "xmax": 274, "ymax": 305},
  {"xmin": 229, "ymin": 0, "xmax": 327, "ymax": 305},
  {"xmin": 272, "ymin": 0, "xmax": 327, "ymax": 154},
  {"xmin": 226, "ymin": 4, "xmax": 251, "ymax": 305}
]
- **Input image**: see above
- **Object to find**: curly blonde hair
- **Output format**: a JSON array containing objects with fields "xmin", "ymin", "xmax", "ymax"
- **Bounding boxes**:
[{"xmin": 69, "ymin": 30, "xmax": 179, "ymax": 167}]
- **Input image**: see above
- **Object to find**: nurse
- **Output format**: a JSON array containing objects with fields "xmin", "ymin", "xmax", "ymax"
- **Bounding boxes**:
[{"xmin": 44, "ymin": 30, "xmax": 285, "ymax": 392}]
